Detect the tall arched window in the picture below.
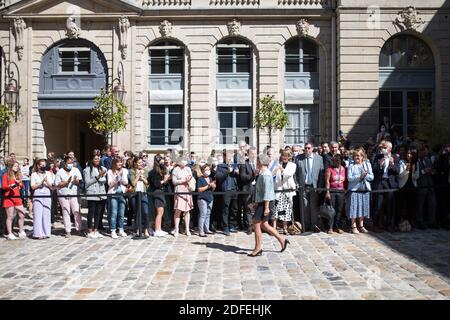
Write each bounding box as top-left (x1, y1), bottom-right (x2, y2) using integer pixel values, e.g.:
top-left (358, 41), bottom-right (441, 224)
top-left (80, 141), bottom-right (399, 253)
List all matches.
top-left (216, 38), bottom-right (253, 145)
top-left (284, 37), bottom-right (319, 145)
top-left (148, 40), bottom-right (184, 146)
top-left (379, 35), bottom-right (435, 139)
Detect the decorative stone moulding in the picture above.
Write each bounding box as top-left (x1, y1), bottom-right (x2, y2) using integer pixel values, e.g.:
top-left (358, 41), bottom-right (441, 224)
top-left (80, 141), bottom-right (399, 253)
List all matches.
top-left (395, 6), bottom-right (425, 31)
top-left (227, 19), bottom-right (241, 36)
top-left (296, 18), bottom-right (310, 37)
top-left (209, 0), bottom-right (260, 5)
top-left (278, 0), bottom-right (328, 7)
top-left (66, 17), bottom-right (81, 39)
top-left (119, 16), bottom-right (130, 60)
top-left (13, 17), bottom-right (26, 61)
top-left (142, 0), bottom-right (191, 6)
top-left (159, 20), bottom-right (173, 38)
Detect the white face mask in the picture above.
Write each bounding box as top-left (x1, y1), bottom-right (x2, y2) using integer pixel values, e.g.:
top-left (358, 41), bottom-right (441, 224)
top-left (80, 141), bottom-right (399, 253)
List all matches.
top-left (382, 148), bottom-right (388, 156)
top-left (180, 161), bottom-right (188, 167)
top-left (380, 127), bottom-right (386, 133)
top-left (204, 170), bottom-right (211, 176)
top-left (66, 163), bottom-right (73, 170)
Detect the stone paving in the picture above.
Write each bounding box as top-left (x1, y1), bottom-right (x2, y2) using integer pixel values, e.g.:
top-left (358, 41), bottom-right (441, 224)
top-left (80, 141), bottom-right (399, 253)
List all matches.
top-left (1, 220), bottom-right (450, 300)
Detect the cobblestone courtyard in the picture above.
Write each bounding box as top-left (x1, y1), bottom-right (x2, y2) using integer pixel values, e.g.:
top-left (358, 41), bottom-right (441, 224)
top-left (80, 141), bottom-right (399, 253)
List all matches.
top-left (1, 223), bottom-right (450, 300)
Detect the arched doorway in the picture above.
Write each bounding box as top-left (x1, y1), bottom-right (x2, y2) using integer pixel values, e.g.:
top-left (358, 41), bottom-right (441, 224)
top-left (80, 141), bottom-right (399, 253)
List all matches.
top-left (379, 34), bottom-right (435, 140)
top-left (38, 39), bottom-right (108, 163)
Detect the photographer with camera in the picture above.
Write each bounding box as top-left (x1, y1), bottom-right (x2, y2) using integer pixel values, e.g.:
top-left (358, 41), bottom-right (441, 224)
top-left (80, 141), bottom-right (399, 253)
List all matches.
top-left (371, 140), bottom-right (400, 232)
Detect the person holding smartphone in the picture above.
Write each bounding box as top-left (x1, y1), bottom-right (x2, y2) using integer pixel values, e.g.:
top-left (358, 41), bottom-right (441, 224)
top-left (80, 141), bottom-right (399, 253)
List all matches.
top-left (2, 161), bottom-right (26, 240)
top-left (55, 155), bottom-right (83, 238)
top-left (249, 154), bottom-right (288, 257)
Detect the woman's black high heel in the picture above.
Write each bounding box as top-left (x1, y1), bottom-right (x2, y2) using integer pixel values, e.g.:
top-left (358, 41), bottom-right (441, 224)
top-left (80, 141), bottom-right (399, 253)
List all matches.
top-left (248, 249), bottom-right (263, 257)
top-left (281, 239), bottom-right (290, 253)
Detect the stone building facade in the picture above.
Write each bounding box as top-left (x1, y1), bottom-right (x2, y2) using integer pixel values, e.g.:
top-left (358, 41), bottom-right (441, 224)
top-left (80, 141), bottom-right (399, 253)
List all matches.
top-left (0, 0), bottom-right (448, 163)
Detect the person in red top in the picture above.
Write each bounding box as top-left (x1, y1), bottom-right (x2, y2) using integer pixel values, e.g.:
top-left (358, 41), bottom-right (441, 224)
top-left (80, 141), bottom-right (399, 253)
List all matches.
top-left (2, 161), bottom-right (26, 240)
top-left (324, 154), bottom-right (347, 234)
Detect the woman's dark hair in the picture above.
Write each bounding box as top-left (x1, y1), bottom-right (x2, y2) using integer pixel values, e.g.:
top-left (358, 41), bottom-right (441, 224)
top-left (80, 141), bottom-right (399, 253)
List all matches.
top-left (332, 154), bottom-right (343, 168)
top-left (200, 164), bottom-right (210, 174)
top-left (33, 159), bottom-right (47, 173)
top-left (111, 157), bottom-right (123, 172)
top-left (153, 154), bottom-right (165, 177)
top-left (88, 153), bottom-right (101, 175)
top-left (133, 156), bottom-right (143, 169)
top-left (406, 149), bottom-right (418, 164)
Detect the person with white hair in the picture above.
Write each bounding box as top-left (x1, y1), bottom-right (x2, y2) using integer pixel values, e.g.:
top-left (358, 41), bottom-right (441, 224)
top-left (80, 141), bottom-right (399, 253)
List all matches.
top-left (171, 157), bottom-right (194, 237)
top-left (248, 154), bottom-right (289, 257)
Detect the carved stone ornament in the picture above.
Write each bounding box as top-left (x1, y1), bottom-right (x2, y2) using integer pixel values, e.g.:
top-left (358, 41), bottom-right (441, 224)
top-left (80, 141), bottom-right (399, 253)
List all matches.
top-left (296, 18), bottom-right (310, 37)
top-left (119, 16), bottom-right (130, 60)
top-left (227, 19), bottom-right (241, 36)
top-left (66, 17), bottom-right (81, 39)
top-left (395, 6), bottom-right (424, 31)
top-left (159, 20), bottom-right (173, 38)
top-left (13, 18), bottom-right (26, 61)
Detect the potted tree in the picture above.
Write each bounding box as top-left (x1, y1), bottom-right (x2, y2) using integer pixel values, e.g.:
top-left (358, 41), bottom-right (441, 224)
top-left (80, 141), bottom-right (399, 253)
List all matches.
top-left (87, 88), bottom-right (128, 144)
top-left (254, 95), bottom-right (289, 147)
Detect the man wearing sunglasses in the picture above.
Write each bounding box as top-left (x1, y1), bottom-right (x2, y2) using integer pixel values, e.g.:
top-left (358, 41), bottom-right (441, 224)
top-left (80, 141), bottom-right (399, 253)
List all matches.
top-left (295, 142), bottom-right (324, 232)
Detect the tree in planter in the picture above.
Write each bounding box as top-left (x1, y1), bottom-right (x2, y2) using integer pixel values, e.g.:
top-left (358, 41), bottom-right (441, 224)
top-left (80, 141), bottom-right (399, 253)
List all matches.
top-left (87, 88), bottom-right (128, 144)
top-left (254, 95), bottom-right (289, 147)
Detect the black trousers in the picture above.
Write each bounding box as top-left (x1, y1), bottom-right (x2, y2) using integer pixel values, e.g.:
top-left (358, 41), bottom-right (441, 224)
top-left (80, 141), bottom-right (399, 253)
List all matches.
top-left (221, 193), bottom-right (238, 230)
top-left (416, 187), bottom-right (437, 225)
top-left (374, 180), bottom-right (396, 227)
top-left (87, 200), bottom-right (106, 230)
top-left (238, 185), bottom-right (254, 230)
top-left (323, 192), bottom-right (345, 230)
top-left (162, 194), bottom-right (174, 230)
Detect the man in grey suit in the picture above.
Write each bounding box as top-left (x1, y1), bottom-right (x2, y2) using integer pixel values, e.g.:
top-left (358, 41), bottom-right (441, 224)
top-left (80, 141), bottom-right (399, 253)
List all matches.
top-left (295, 142), bottom-right (324, 231)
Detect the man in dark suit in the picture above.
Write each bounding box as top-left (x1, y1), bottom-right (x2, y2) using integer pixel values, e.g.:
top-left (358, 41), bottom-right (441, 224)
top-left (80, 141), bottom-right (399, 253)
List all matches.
top-left (215, 152), bottom-right (239, 236)
top-left (295, 142), bottom-right (324, 231)
top-left (414, 146), bottom-right (438, 229)
top-left (371, 140), bottom-right (400, 231)
top-left (239, 147), bottom-right (258, 235)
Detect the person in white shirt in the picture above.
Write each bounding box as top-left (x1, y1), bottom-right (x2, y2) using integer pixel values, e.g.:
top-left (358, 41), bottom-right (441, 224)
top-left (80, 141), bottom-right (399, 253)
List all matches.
top-left (107, 157), bottom-right (129, 239)
top-left (30, 159), bottom-right (54, 239)
top-left (55, 156), bottom-right (83, 238)
top-left (273, 150), bottom-right (297, 234)
top-left (21, 158), bottom-right (31, 211)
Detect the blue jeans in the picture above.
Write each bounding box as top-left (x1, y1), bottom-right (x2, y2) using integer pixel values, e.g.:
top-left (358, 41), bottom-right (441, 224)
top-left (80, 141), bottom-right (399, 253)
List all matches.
top-left (110, 191), bottom-right (126, 231)
top-left (131, 193), bottom-right (149, 229)
top-left (22, 180), bottom-right (30, 203)
top-left (198, 199), bottom-right (213, 234)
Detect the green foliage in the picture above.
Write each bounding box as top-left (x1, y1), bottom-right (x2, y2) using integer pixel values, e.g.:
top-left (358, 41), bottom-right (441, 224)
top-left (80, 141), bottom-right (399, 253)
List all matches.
top-left (87, 88), bottom-right (128, 141)
top-left (414, 102), bottom-right (450, 145)
top-left (254, 95), bottom-right (289, 145)
top-left (0, 104), bottom-right (14, 129)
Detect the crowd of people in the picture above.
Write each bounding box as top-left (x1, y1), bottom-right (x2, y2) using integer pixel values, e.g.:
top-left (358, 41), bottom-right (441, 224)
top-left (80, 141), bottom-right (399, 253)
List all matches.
top-left (0, 133), bottom-right (449, 245)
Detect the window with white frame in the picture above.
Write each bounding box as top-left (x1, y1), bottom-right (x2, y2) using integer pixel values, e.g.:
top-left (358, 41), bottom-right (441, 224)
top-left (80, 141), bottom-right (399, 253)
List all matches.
top-left (149, 41), bottom-right (183, 75)
top-left (58, 47), bottom-right (91, 73)
top-left (217, 40), bottom-right (251, 74)
top-left (285, 38), bottom-right (318, 73)
top-left (285, 105), bottom-right (319, 145)
top-left (148, 105), bottom-right (183, 146)
top-left (217, 107), bottom-right (251, 145)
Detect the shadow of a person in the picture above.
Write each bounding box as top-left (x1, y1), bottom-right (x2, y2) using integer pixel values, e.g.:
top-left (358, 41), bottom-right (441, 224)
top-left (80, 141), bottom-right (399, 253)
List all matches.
top-left (191, 241), bottom-right (249, 255)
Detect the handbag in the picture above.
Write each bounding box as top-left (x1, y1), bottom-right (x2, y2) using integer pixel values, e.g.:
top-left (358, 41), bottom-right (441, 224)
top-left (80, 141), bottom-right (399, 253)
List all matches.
top-left (319, 200), bottom-right (335, 221)
top-left (188, 177), bottom-right (196, 192)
